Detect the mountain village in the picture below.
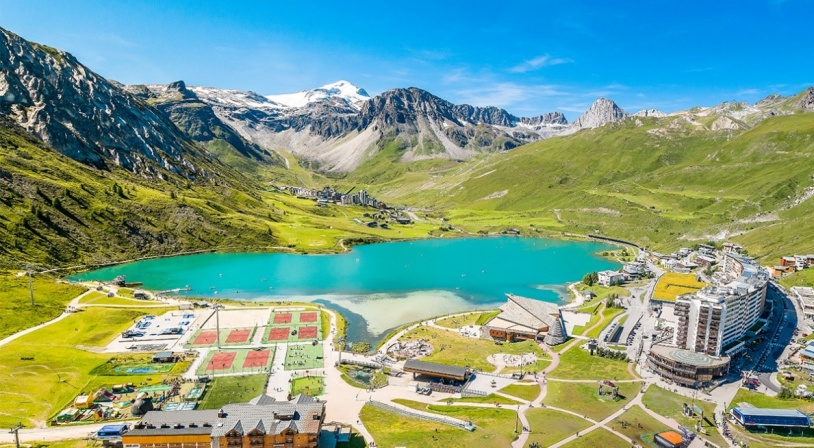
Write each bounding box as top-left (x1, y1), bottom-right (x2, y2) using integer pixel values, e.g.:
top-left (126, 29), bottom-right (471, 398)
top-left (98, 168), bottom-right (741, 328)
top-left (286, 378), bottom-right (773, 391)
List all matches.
top-left (1, 237), bottom-right (813, 448)
top-left (3, 10), bottom-right (814, 448)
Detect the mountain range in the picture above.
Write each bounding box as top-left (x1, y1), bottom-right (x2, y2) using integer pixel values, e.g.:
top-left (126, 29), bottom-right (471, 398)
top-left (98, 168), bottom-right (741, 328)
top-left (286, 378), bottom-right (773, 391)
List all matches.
top-left (2, 25), bottom-right (814, 268)
top-left (128, 79), bottom-right (813, 173)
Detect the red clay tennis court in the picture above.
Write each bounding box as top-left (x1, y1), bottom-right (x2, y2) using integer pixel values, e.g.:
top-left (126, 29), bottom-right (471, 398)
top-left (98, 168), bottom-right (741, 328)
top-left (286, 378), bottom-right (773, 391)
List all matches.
top-left (243, 350), bottom-right (271, 368)
top-left (193, 330), bottom-right (218, 345)
top-left (299, 312), bottom-right (318, 323)
top-left (268, 327), bottom-right (290, 341)
top-left (298, 326), bottom-right (318, 339)
top-left (205, 351), bottom-right (236, 371)
top-left (225, 329), bottom-right (252, 344)
top-left (273, 312), bottom-right (293, 324)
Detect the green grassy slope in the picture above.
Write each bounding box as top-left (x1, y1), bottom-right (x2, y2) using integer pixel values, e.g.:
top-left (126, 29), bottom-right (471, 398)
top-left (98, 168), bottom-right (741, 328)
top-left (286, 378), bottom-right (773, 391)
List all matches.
top-left (0, 118), bottom-right (435, 270)
top-left (344, 113), bottom-right (814, 260)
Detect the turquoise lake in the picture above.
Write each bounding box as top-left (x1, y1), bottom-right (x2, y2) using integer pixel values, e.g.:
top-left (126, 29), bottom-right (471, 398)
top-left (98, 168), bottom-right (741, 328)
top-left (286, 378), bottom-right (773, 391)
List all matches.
top-left (72, 237), bottom-right (618, 343)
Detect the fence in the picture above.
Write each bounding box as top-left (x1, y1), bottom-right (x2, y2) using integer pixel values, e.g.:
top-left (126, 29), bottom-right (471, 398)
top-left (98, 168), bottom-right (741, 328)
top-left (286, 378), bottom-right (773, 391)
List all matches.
top-left (368, 400), bottom-right (475, 431)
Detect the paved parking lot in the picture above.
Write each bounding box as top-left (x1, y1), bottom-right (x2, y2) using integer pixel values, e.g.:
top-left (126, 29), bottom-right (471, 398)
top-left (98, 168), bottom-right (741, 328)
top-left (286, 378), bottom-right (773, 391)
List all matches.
top-left (104, 310), bottom-right (205, 352)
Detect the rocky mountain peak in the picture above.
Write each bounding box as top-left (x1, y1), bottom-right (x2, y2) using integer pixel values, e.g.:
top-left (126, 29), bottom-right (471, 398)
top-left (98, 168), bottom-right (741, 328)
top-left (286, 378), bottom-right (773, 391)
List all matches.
top-left (755, 93), bottom-right (785, 107)
top-left (797, 87), bottom-right (814, 111)
top-left (266, 80), bottom-right (371, 109)
top-left (0, 26), bottom-right (206, 177)
top-left (573, 98), bottom-right (628, 128)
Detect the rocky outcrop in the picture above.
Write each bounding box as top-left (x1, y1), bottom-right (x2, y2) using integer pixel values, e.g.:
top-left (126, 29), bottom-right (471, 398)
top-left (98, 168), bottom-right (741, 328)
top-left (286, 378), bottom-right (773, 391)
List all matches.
top-left (186, 84), bottom-right (556, 171)
top-left (134, 81), bottom-right (278, 163)
top-left (796, 87), bottom-right (814, 111)
top-left (0, 27), bottom-right (210, 178)
top-left (573, 98), bottom-right (628, 128)
top-left (520, 112), bottom-right (568, 126)
top-left (633, 109), bottom-right (666, 118)
top-left (710, 116), bottom-right (743, 131)
top-left (755, 93), bottom-right (785, 107)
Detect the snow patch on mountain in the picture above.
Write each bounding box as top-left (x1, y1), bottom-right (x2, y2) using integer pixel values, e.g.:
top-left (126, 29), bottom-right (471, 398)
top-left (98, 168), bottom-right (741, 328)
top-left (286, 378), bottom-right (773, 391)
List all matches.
top-left (266, 80), bottom-right (371, 110)
top-left (188, 86), bottom-right (285, 110)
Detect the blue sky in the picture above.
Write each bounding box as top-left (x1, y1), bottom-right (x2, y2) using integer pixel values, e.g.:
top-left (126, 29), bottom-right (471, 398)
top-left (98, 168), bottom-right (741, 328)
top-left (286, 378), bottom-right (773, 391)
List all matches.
top-left (2, 0), bottom-right (812, 119)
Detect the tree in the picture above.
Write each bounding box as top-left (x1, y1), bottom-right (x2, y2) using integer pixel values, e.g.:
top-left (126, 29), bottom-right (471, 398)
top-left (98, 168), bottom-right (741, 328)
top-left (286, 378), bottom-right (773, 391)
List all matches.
top-left (778, 386), bottom-right (794, 399)
top-left (583, 273), bottom-right (594, 286)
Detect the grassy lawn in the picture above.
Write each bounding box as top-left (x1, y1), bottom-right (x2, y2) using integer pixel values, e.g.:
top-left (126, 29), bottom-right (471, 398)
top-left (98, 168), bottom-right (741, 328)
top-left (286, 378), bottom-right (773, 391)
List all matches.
top-left (447, 394), bottom-right (521, 405)
top-left (78, 290), bottom-right (148, 306)
top-left (545, 381), bottom-right (641, 421)
top-left (526, 408), bottom-right (592, 447)
top-left (435, 310), bottom-right (499, 329)
top-left (198, 374), bottom-right (268, 410)
top-left (560, 428), bottom-right (625, 447)
top-left (730, 387), bottom-right (814, 413)
top-left (401, 325), bottom-right (547, 371)
top-left (284, 343), bottom-right (324, 371)
top-left (572, 302), bottom-right (606, 336)
top-left (585, 308), bottom-right (625, 339)
top-left (291, 376), bottom-right (324, 396)
top-left (549, 344), bottom-right (633, 380)
top-left (0, 273), bottom-right (86, 340)
top-left (502, 358), bottom-right (551, 375)
top-left (0, 440), bottom-right (90, 448)
top-left (642, 385), bottom-right (726, 446)
top-left (499, 383), bottom-right (541, 402)
top-left (0, 306), bottom-right (173, 427)
top-left (576, 284), bottom-right (630, 305)
top-left (609, 406), bottom-right (671, 447)
top-left (361, 402), bottom-right (518, 448)
top-left (334, 308), bottom-right (348, 340)
top-left (320, 309), bottom-right (332, 339)
top-left (779, 268), bottom-right (814, 289)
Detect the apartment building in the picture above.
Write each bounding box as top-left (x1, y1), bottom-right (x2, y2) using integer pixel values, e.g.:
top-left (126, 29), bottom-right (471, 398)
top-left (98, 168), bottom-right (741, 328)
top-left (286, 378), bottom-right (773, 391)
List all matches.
top-left (674, 254), bottom-right (767, 356)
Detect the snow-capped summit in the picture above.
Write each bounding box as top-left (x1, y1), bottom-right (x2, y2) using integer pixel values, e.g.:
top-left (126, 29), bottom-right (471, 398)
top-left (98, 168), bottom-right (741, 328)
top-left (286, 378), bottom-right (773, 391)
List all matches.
top-left (266, 80), bottom-right (371, 109)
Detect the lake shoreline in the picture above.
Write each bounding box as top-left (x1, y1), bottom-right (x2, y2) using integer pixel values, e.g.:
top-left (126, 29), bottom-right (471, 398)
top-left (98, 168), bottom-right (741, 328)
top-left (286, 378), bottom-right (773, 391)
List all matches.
top-left (69, 236), bottom-right (621, 344)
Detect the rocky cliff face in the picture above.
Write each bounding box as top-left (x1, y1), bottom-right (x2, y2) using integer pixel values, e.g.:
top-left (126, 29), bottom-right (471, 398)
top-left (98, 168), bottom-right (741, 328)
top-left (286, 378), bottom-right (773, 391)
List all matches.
top-left (797, 87), bottom-right (814, 111)
top-left (126, 81), bottom-right (278, 164)
top-left (573, 98), bottom-right (628, 128)
top-left (519, 112), bottom-right (568, 127)
top-left (633, 109), bottom-right (667, 118)
top-left (182, 85), bottom-right (564, 171)
top-left (0, 27), bottom-right (208, 178)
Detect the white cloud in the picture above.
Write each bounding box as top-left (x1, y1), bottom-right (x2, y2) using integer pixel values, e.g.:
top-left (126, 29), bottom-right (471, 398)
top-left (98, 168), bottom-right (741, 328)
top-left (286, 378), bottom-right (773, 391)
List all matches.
top-left (453, 83), bottom-right (565, 108)
top-left (509, 55), bottom-right (574, 73)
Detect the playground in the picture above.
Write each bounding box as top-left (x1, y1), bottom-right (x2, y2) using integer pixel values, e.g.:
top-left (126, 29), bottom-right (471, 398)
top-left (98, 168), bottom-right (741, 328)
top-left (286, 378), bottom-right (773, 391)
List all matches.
top-left (186, 327), bottom-right (256, 347)
top-left (263, 310), bottom-right (323, 343)
top-left (196, 348), bottom-right (275, 376)
top-left (284, 343), bottom-right (324, 371)
top-left (90, 353), bottom-right (186, 376)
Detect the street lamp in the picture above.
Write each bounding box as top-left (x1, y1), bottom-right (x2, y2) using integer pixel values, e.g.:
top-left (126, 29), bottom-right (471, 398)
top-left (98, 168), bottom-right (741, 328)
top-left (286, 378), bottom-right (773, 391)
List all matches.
top-left (9, 423), bottom-right (23, 448)
top-left (23, 265), bottom-right (36, 306)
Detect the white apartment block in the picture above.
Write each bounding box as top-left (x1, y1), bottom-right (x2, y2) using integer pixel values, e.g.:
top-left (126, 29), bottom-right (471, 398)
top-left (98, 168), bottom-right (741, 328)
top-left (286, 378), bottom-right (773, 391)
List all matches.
top-left (674, 254), bottom-right (768, 356)
top-left (597, 270), bottom-right (624, 287)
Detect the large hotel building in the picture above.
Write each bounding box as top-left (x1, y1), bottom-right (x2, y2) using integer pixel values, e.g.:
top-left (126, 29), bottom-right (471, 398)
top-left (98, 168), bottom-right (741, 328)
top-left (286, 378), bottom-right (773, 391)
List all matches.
top-left (647, 253), bottom-right (768, 387)
top-left (674, 253), bottom-right (768, 357)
